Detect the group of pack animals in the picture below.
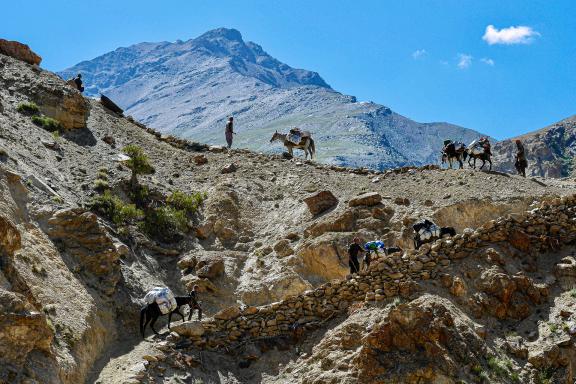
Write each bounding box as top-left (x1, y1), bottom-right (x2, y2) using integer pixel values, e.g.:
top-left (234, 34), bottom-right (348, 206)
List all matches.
top-left (441, 140), bottom-right (494, 171)
top-left (269, 129), bottom-right (501, 175)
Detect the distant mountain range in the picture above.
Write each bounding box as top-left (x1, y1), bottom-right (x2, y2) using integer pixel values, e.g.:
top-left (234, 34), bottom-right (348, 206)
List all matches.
top-left (60, 28), bottom-right (576, 176)
top-left (60, 28), bottom-right (485, 170)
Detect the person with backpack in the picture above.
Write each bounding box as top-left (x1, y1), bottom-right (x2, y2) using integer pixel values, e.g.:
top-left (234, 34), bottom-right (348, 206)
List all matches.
top-left (347, 237), bottom-right (364, 274)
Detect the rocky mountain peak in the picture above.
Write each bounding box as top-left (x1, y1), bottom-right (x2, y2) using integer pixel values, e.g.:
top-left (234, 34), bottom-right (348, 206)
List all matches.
top-left (195, 27), bottom-right (244, 43)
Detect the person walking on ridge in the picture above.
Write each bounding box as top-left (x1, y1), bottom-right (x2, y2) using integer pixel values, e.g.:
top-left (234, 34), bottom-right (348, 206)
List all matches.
top-left (225, 116), bottom-right (235, 149)
top-left (515, 139), bottom-right (528, 177)
top-left (347, 237), bottom-right (363, 275)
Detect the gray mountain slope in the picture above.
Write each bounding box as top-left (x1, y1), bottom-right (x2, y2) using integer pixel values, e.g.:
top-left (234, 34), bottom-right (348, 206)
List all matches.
top-left (60, 28), bottom-right (483, 169)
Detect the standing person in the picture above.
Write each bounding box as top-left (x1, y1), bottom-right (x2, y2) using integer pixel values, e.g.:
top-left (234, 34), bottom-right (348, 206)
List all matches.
top-left (73, 73), bottom-right (84, 92)
top-left (225, 116), bottom-right (235, 149)
top-left (347, 237), bottom-right (363, 275)
top-left (188, 285), bottom-right (202, 321)
top-left (515, 139), bottom-right (528, 177)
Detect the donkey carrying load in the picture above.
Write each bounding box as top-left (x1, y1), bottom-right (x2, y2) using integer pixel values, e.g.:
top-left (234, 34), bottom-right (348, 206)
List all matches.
top-left (412, 219), bottom-right (456, 249)
top-left (270, 128), bottom-right (316, 159)
top-left (441, 140), bottom-right (466, 169)
top-left (140, 286), bottom-right (202, 338)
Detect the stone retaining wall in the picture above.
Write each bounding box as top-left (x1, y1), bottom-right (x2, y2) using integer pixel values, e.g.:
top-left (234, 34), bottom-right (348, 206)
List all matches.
top-left (176, 194), bottom-right (576, 349)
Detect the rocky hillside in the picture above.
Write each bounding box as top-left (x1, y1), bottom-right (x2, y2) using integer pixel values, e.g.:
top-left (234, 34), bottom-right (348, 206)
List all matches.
top-left (493, 115), bottom-right (576, 178)
top-left (59, 28), bottom-right (483, 170)
top-left (2, 44), bottom-right (576, 384)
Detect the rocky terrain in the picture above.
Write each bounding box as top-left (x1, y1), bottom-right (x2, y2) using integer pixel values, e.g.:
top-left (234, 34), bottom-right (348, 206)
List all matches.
top-left (493, 115), bottom-right (576, 178)
top-left (2, 43), bottom-right (576, 384)
top-left (59, 28), bottom-right (483, 170)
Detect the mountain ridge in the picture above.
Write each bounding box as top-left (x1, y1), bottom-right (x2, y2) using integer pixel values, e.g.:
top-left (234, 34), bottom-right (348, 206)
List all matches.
top-left (59, 27), bottom-right (484, 170)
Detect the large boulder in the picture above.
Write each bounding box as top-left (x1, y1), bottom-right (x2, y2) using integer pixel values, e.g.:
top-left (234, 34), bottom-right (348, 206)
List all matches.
top-left (171, 321), bottom-right (205, 338)
top-left (348, 192), bottom-right (382, 207)
top-left (303, 190), bottom-right (338, 216)
top-left (0, 39), bottom-right (41, 65)
top-left (214, 306), bottom-right (241, 321)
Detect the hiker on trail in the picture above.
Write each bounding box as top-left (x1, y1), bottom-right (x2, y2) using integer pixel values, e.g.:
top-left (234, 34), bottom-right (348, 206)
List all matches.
top-left (515, 139), bottom-right (528, 177)
top-left (347, 237), bottom-right (363, 274)
top-left (189, 284), bottom-right (202, 321)
top-left (225, 116), bottom-right (235, 149)
top-left (74, 74), bottom-right (84, 93)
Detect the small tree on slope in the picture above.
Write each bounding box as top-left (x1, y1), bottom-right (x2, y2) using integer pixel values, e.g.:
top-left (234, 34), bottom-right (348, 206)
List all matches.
top-left (123, 145), bottom-right (154, 189)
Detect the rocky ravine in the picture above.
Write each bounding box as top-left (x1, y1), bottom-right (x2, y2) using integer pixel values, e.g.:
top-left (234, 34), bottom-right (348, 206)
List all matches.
top-left (59, 28), bottom-right (483, 170)
top-left (1, 45), bottom-right (576, 383)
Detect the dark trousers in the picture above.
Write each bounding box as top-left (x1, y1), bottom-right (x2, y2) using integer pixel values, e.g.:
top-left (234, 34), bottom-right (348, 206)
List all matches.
top-left (349, 257), bottom-right (360, 274)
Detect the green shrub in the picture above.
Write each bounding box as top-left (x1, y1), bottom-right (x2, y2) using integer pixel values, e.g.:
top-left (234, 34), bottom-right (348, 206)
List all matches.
top-left (17, 102), bottom-right (39, 115)
top-left (88, 191), bottom-right (142, 225)
top-left (32, 116), bottom-right (62, 132)
top-left (167, 190), bottom-right (206, 215)
top-left (142, 206), bottom-right (188, 241)
top-left (128, 184), bottom-right (150, 207)
top-left (122, 145), bottom-right (154, 188)
top-left (93, 178), bottom-right (109, 193)
top-left (97, 170), bottom-right (109, 180)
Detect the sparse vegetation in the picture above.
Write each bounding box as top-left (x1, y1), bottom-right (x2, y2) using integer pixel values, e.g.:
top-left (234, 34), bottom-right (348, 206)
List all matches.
top-left (51, 195), bottom-right (64, 204)
top-left (32, 115), bottom-right (62, 132)
top-left (547, 322), bottom-right (559, 333)
top-left (122, 145), bottom-right (154, 188)
top-left (142, 206), bottom-right (188, 241)
top-left (536, 368), bottom-right (554, 384)
top-left (88, 191), bottom-right (143, 225)
top-left (93, 178), bottom-right (110, 193)
top-left (17, 102), bottom-right (39, 115)
top-left (569, 288), bottom-right (576, 298)
top-left (167, 190), bottom-right (206, 215)
top-left (485, 355), bottom-right (518, 382)
top-left (94, 168), bottom-right (110, 193)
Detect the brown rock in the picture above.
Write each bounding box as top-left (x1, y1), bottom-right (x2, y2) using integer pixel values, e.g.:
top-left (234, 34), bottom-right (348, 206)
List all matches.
top-left (221, 163), bottom-right (238, 174)
top-left (0, 290), bottom-right (53, 372)
top-left (0, 39), bottom-right (41, 65)
top-left (194, 155), bottom-right (208, 165)
top-left (214, 306), bottom-right (241, 321)
top-left (509, 229), bottom-right (531, 252)
top-left (273, 239), bottom-right (294, 258)
top-left (348, 192), bottom-right (382, 207)
top-left (171, 321), bottom-right (205, 337)
top-left (303, 190), bottom-right (338, 216)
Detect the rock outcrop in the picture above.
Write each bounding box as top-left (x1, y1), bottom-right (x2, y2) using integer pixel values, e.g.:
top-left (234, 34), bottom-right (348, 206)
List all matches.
top-left (0, 39), bottom-right (42, 65)
top-left (303, 190), bottom-right (338, 216)
top-left (46, 209), bottom-right (126, 295)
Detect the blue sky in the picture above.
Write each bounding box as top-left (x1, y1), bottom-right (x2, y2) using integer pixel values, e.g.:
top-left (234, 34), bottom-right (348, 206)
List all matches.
top-left (2, 0), bottom-right (575, 139)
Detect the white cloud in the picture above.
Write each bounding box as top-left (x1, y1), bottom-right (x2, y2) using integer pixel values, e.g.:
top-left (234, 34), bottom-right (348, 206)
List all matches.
top-left (481, 57), bottom-right (495, 66)
top-left (457, 53), bottom-right (472, 69)
top-left (412, 49), bottom-right (427, 59)
top-left (482, 25), bottom-right (540, 45)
